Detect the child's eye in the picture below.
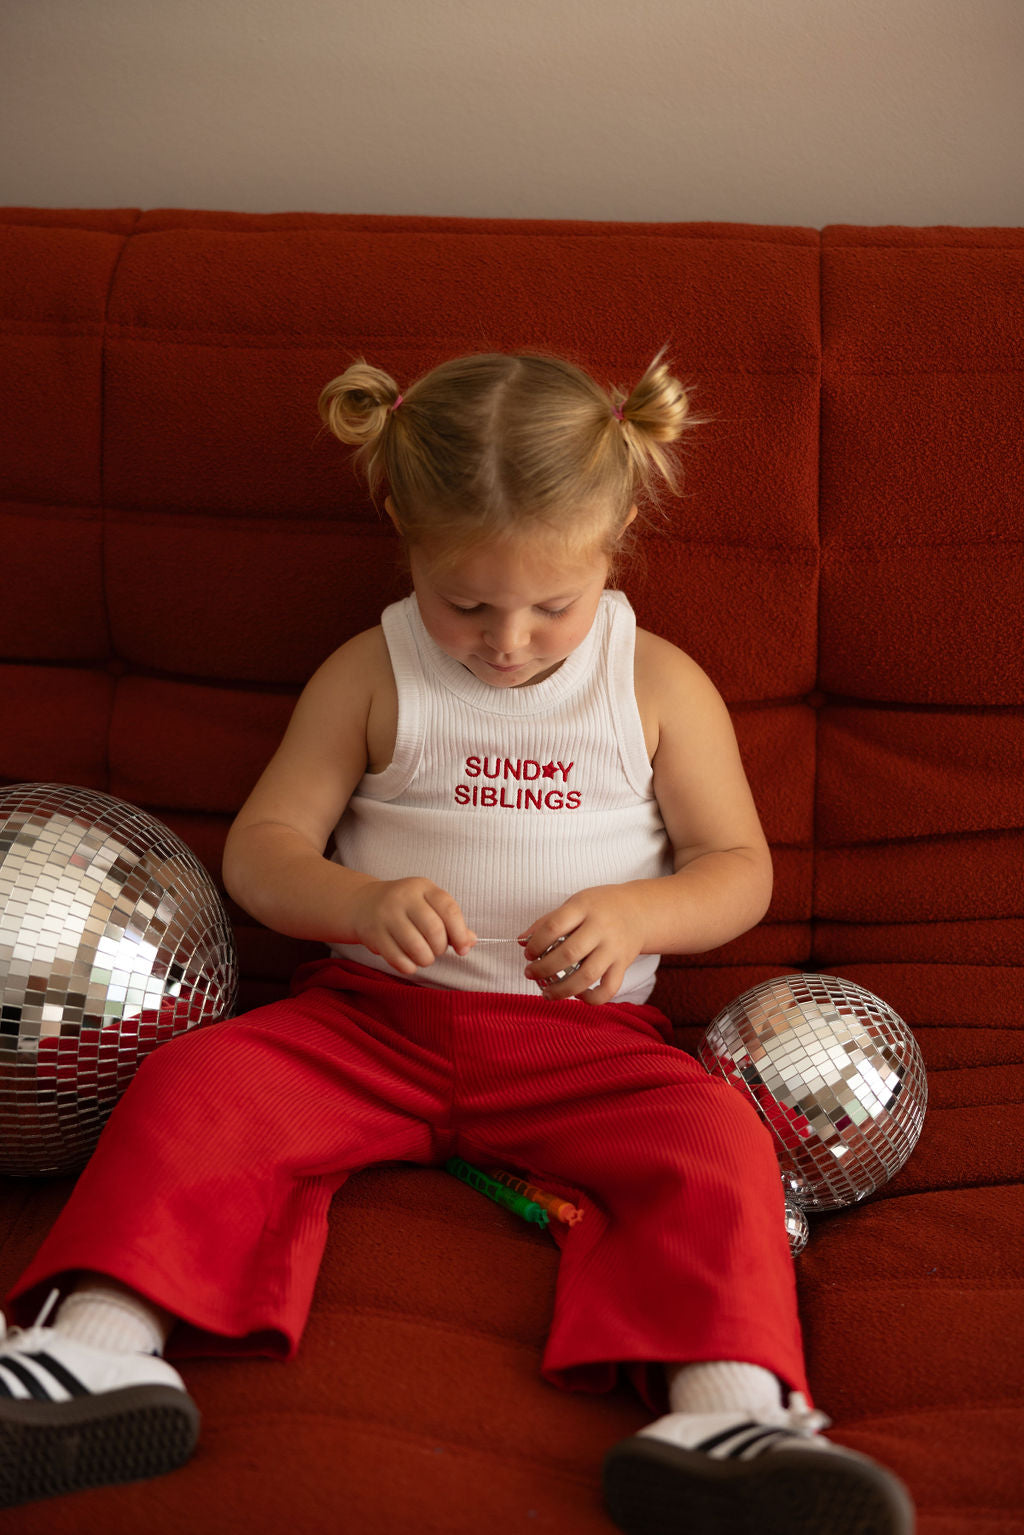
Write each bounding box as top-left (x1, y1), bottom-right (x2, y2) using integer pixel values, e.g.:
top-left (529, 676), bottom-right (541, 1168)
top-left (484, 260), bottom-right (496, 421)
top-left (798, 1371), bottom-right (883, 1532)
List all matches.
top-left (443, 599), bottom-right (574, 617)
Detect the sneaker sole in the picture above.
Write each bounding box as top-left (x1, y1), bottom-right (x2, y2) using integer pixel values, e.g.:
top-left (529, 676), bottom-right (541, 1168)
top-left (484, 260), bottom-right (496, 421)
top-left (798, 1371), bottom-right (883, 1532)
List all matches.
top-left (603, 1433), bottom-right (915, 1535)
top-left (0, 1383), bottom-right (200, 1508)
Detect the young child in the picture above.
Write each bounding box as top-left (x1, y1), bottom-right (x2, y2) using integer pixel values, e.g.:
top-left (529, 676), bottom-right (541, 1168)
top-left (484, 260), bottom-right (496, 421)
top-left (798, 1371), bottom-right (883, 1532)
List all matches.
top-left (0, 352), bottom-right (913, 1533)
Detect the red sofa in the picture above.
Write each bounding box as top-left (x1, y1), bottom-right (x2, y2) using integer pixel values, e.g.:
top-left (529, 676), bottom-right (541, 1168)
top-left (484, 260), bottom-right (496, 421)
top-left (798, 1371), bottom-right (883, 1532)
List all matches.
top-left (1, 209), bottom-right (1022, 1534)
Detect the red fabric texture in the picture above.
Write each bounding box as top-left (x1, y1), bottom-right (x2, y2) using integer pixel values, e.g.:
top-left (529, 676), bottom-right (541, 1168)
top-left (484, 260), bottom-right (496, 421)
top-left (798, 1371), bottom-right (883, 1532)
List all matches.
top-left (10, 958), bottom-right (808, 1408)
top-left (1, 209), bottom-right (1022, 1532)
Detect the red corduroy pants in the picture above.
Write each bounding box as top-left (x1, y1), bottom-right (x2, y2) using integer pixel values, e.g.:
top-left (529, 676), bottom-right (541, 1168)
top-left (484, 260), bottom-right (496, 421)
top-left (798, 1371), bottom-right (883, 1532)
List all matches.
top-left (10, 958), bottom-right (809, 1407)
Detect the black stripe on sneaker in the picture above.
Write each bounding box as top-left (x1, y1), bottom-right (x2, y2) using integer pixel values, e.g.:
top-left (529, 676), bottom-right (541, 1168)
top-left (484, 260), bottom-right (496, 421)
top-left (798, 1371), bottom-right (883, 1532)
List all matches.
top-left (27, 1351), bottom-right (88, 1398)
top-left (0, 1373), bottom-right (14, 1398)
top-left (0, 1357), bottom-right (52, 1401)
top-left (693, 1421), bottom-right (804, 1460)
top-left (694, 1420), bottom-right (761, 1454)
top-left (729, 1427), bottom-right (795, 1458)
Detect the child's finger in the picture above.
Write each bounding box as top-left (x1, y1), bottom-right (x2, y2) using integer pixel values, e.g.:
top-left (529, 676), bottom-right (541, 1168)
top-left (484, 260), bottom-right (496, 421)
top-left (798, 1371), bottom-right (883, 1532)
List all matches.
top-left (528, 933), bottom-right (626, 994)
top-left (543, 958), bottom-right (617, 1004)
top-left (518, 906), bottom-right (578, 962)
top-left (446, 912), bottom-right (478, 958)
top-left (378, 898), bottom-right (452, 969)
top-left (374, 937), bottom-right (424, 976)
top-left (385, 919), bottom-right (445, 971)
top-left (578, 961), bottom-right (626, 1006)
top-left (524, 934), bottom-right (588, 988)
top-left (448, 924), bottom-right (478, 957)
top-left (426, 888), bottom-right (477, 958)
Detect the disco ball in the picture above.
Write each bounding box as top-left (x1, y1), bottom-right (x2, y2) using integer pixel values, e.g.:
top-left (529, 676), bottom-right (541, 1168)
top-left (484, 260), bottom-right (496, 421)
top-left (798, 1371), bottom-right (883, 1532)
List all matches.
top-left (782, 1181), bottom-right (810, 1257)
top-left (698, 974), bottom-right (927, 1238)
top-left (0, 783), bottom-right (238, 1177)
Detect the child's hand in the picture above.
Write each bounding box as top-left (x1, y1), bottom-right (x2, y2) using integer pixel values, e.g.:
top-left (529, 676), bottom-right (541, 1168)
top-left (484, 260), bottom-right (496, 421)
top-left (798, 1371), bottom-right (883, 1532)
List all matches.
top-left (351, 878), bottom-right (477, 976)
top-left (519, 886), bottom-right (645, 1005)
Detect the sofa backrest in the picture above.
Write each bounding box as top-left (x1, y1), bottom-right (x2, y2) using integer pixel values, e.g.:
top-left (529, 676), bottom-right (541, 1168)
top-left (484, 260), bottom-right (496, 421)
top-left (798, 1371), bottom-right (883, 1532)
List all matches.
top-left (1, 210), bottom-right (1021, 1041)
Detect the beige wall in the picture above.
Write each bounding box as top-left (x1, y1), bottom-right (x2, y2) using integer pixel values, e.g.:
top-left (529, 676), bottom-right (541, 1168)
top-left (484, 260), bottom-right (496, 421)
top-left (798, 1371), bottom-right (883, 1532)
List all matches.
top-left (2, 0), bottom-right (1021, 226)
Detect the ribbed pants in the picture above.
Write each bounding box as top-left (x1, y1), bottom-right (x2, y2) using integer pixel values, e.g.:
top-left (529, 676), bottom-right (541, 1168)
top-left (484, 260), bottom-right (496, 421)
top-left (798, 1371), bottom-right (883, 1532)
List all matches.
top-left (10, 958), bottom-right (809, 1407)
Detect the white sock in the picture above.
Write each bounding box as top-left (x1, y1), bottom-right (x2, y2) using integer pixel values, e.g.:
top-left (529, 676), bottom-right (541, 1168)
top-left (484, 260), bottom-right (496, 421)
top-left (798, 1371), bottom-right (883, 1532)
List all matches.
top-left (666, 1360), bottom-right (784, 1417)
top-left (54, 1282), bottom-right (172, 1357)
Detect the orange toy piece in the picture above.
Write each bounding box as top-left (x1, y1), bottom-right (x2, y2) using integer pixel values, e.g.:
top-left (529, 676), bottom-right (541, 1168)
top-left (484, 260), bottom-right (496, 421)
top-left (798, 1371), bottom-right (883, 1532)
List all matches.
top-left (487, 1170), bottom-right (584, 1226)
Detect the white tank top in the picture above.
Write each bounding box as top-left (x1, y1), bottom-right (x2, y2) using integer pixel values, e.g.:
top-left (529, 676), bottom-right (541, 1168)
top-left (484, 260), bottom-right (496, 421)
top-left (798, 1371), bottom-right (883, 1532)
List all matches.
top-left (330, 589), bottom-right (673, 1003)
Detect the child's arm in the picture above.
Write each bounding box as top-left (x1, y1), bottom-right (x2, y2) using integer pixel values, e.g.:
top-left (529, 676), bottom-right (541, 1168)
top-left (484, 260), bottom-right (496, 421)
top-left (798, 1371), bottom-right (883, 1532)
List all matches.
top-left (521, 630), bottom-right (772, 1004)
top-left (222, 628), bottom-right (476, 976)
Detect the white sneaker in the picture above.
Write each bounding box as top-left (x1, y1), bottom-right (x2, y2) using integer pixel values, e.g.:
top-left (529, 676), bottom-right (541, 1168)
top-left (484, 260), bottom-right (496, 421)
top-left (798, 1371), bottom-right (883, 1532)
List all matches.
top-left (0, 1295), bottom-right (199, 1509)
top-left (603, 1393), bottom-right (915, 1535)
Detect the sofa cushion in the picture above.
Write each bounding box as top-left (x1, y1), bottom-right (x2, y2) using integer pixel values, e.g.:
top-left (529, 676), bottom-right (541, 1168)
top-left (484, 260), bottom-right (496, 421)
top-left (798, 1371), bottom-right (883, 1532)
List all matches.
top-left (0, 208), bottom-right (1021, 1533)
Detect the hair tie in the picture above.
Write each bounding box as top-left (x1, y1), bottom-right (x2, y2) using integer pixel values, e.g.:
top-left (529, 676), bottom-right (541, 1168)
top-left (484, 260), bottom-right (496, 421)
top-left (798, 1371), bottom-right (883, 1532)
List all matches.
top-left (390, 394), bottom-right (404, 413)
top-left (612, 403), bottom-right (625, 422)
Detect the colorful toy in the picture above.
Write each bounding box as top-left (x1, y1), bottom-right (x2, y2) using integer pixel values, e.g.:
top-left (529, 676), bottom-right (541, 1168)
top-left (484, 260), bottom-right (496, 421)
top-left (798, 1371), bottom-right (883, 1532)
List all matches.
top-left (445, 1158), bottom-right (550, 1227)
top-left (486, 1169), bottom-right (584, 1225)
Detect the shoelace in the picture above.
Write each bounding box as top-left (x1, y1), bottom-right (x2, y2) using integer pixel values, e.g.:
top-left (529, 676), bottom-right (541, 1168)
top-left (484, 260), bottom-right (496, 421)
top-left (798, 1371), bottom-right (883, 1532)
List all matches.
top-left (0, 1287), bottom-right (61, 1350)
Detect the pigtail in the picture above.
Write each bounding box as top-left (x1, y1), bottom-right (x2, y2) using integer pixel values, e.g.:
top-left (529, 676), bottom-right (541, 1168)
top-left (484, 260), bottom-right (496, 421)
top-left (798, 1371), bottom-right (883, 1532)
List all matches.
top-left (613, 351), bottom-right (693, 499)
top-left (318, 348), bottom-right (701, 562)
top-left (318, 361), bottom-right (402, 494)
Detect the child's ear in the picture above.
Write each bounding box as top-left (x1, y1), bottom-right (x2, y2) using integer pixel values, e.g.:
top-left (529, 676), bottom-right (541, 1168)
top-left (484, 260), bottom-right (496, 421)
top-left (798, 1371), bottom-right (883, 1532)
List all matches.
top-left (622, 504), bottom-right (639, 529)
top-left (384, 496), bottom-right (401, 532)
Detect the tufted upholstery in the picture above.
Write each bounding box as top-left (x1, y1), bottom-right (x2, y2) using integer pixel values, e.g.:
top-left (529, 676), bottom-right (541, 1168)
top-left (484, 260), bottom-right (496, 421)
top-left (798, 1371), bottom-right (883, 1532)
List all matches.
top-left (1, 209), bottom-right (1022, 1533)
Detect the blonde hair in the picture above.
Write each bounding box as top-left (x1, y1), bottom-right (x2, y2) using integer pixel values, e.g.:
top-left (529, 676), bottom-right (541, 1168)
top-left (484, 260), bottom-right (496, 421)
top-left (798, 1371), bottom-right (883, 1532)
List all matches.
top-left (318, 350), bottom-right (693, 565)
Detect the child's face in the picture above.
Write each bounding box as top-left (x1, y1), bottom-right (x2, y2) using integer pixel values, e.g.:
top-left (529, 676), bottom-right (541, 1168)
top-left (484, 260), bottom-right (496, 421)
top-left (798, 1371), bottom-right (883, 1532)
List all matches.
top-left (408, 532), bottom-right (613, 688)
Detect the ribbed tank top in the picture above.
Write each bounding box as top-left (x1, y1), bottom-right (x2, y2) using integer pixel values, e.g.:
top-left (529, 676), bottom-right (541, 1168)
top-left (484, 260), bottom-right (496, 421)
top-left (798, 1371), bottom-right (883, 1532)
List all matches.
top-left (330, 589), bottom-right (673, 1003)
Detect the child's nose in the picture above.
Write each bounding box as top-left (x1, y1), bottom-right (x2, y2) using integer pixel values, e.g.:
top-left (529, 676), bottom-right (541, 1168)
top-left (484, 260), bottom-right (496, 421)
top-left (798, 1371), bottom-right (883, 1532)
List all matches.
top-left (485, 615), bottom-right (530, 654)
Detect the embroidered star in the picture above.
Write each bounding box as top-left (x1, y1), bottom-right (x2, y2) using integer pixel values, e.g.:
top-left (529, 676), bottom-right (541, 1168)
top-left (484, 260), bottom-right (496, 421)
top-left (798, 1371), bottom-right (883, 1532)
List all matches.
top-left (541, 761), bottom-right (557, 779)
